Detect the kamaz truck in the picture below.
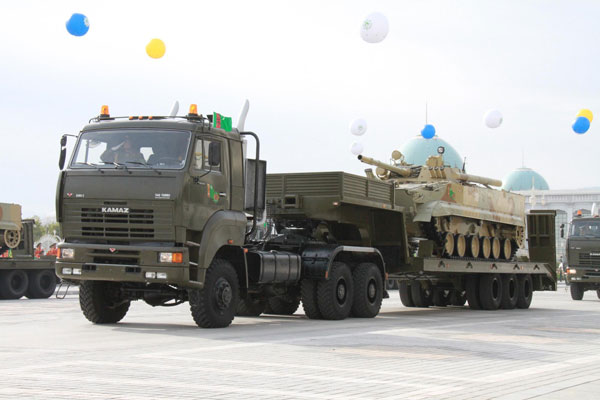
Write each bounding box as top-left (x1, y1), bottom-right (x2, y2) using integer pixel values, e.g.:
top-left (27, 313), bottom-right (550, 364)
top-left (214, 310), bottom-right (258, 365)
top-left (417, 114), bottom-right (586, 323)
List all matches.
top-left (55, 104), bottom-right (556, 328)
top-left (563, 215), bottom-right (600, 300)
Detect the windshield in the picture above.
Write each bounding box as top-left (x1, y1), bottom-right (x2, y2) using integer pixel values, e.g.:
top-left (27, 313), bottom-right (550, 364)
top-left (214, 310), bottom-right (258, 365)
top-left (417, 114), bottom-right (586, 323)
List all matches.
top-left (570, 220), bottom-right (600, 238)
top-left (70, 129), bottom-right (191, 170)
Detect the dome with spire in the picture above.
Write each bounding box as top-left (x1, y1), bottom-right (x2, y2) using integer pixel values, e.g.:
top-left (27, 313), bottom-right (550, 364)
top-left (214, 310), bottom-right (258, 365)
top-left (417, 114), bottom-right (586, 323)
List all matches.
top-left (400, 135), bottom-right (463, 169)
top-left (502, 167), bottom-right (549, 191)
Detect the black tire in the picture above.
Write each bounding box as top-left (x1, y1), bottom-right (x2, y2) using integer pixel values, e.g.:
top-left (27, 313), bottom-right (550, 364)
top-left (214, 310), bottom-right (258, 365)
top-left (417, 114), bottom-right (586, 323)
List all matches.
top-left (317, 262), bottom-right (354, 320)
top-left (570, 282), bottom-right (584, 301)
top-left (266, 294), bottom-right (301, 315)
top-left (386, 279), bottom-right (398, 290)
top-left (516, 274), bottom-right (534, 309)
top-left (0, 270), bottom-right (29, 300)
top-left (351, 262), bottom-right (383, 318)
top-left (189, 259), bottom-right (239, 328)
top-left (465, 274), bottom-right (481, 310)
top-left (432, 288), bottom-right (450, 307)
top-left (449, 290), bottom-right (467, 306)
top-left (236, 297), bottom-right (266, 316)
top-left (79, 281), bottom-right (130, 324)
top-left (25, 269), bottom-right (57, 299)
top-left (399, 281), bottom-right (414, 307)
top-left (597, 289), bottom-right (600, 300)
top-left (410, 281), bottom-right (432, 308)
top-left (301, 279), bottom-right (322, 319)
top-left (500, 274), bottom-right (518, 309)
top-left (479, 274), bottom-right (503, 310)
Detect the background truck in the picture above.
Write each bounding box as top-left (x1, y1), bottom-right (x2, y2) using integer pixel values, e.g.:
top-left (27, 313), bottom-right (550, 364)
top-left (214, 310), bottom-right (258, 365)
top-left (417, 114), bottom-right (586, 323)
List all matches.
top-left (0, 203), bottom-right (57, 299)
top-left (562, 215), bottom-right (600, 300)
top-left (55, 104), bottom-right (556, 328)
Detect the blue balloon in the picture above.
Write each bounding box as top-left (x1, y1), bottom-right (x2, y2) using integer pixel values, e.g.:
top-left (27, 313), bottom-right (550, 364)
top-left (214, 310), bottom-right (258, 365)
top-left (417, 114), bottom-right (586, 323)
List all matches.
top-left (421, 124), bottom-right (436, 139)
top-left (66, 13), bottom-right (90, 37)
top-left (572, 116), bottom-right (590, 134)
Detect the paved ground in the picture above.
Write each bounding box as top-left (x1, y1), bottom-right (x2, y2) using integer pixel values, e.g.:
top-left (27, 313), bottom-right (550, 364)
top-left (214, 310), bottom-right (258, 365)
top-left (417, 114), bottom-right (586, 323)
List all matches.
top-left (1, 283), bottom-right (599, 399)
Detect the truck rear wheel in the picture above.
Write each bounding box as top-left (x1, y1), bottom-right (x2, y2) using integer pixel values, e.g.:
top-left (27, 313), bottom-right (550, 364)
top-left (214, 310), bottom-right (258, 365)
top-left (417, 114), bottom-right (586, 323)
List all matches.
top-left (351, 262), bottom-right (383, 318)
top-left (500, 274), bottom-right (518, 309)
top-left (597, 289), bottom-right (600, 299)
top-left (479, 274), bottom-right (502, 310)
top-left (266, 294), bottom-right (301, 315)
top-left (410, 281), bottom-right (432, 307)
top-left (399, 281), bottom-right (414, 307)
top-left (570, 283), bottom-right (584, 301)
top-left (0, 269), bottom-right (29, 300)
top-left (465, 274), bottom-right (481, 309)
top-left (25, 269), bottom-right (57, 299)
top-left (516, 274), bottom-right (533, 309)
top-left (317, 262), bottom-right (354, 320)
top-left (432, 288), bottom-right (450, 307)
top-left (189, 258), bottom-right (239, 328)
top-left (301, 279), bottom-right (322, 319)
top-left (236, 297), bottom-right (266, 316)
top-left (450, 290), bottom-right (467, 306)
top-left (79, 281), bottom-right (130, 324)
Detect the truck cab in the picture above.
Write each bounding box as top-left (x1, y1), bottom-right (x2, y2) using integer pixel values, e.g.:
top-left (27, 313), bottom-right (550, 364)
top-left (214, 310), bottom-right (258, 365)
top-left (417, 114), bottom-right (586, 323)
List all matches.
top-left (563, 215), bottom-right (600, 300)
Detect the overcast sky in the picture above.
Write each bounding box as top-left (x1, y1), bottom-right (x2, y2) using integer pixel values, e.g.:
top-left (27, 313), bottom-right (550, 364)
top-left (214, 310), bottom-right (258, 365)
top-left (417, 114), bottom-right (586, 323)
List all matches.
top-left (1, 0), bottom-right (599, 220)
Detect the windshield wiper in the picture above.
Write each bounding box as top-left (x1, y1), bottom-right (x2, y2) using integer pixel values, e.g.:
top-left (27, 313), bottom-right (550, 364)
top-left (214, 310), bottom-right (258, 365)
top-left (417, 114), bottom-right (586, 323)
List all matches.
top-left (124, 161), bottom-right (162, 175)
top-left (73, 162), bottom-right (105, 173)
top-left (99, 161), bottom-right (130, 173)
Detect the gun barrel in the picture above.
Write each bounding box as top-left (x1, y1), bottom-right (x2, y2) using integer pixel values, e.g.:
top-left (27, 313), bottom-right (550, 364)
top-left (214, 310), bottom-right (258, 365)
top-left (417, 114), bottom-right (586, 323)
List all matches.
top-left (455, 172), bottom-right (502, 187)
top-left (357, 155), bottom-right (411, 177)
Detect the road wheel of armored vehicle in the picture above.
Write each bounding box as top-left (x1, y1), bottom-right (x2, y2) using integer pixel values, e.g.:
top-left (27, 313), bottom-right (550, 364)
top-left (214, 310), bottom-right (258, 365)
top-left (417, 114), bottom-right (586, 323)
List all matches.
top-left (479, 274), bottom-right (502, 310)
top-left (0, 269), bottom-right (29, 299)
top-left (265, 294), bottom-right (301, 315)
top-left (501, 239), bottom-right (513, 261)
top-left (465, 274), bottom-right (481, 309)
top-left (450, 290), bottom-right (467, 306)
top-left (399, 281), bottom-right (415, 307)
top-left (410, 281), bottom-right (433, 308)
top-left (25, 269), bottom-right (57, 299)
top-left (188, 259), bottom-right (239, 328)
top-left (500, 274), bottom-right (518, 309)
top-left (481, 238), bottom-right (491, 259)
top-left (301, 279), bottom-right (322, 319)
top-left (236, 296), bottom-right (266, 316)
top-left (516, 274), bottom-right (533, 309)
top-left (491, 238), bottom-right (501, 260)
top-left (3, 229), bottom-right (21, 249)
top-left (351, 262), bottom-right (383, 318)
top-left (432, 288), bottom-right (450, 307)
top-left (570, 283), bottom-right (584, 301)
top-left (469, 236), bottom-right (480, 258)
top-left (443, 233), bottom-right (455, 256)
top-left (80, 281), bottom-right (130, 324)
top-left (456, 235), bottom-right (467, 258)
top-left (317, 262), bottom-right (354, 320)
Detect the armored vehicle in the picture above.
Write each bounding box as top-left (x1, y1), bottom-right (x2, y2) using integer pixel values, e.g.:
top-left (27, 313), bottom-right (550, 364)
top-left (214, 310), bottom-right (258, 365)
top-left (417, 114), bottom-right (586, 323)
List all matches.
top-left (0, 203), bottom-right (23, 251)
top-left (563, 215), bottom-right (600, 300)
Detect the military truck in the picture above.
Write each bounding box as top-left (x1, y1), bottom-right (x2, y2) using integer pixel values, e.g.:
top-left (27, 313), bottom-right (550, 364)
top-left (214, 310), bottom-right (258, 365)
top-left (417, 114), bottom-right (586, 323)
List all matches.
top-left (55, 104), bottom-right (556, 328)
top-left (0, 203), bottom-right (57, 299)
top-left (562, 215), bottom-right (600, 300)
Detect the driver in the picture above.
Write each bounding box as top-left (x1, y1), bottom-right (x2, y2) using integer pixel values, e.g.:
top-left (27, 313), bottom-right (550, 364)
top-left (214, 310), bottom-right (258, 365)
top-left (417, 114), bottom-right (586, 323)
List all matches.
top-left (101, 135), bottom-right (145, 164)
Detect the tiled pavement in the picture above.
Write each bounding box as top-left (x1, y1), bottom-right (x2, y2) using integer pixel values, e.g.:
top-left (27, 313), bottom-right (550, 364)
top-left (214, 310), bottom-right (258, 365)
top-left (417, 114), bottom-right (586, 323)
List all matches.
top-left (0, 283), bottom-right (598, 399)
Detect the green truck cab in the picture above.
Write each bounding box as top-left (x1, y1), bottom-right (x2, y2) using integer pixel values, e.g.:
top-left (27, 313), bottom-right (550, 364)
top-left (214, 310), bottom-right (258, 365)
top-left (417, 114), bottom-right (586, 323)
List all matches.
top-left (563, 216), bottom-right (600, 300)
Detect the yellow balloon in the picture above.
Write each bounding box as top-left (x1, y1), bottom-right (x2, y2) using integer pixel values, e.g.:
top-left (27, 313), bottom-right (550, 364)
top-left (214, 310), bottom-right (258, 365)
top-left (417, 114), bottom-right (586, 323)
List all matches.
top-left (576, 109), bottom-right (593, 122)
top-left (146, 38), bottom-right (166, 59)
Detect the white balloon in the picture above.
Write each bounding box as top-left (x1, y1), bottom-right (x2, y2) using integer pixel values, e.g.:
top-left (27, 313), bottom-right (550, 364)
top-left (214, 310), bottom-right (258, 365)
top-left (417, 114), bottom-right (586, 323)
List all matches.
top-left (350, 142), bottom-right (364, 155)
top-left (484, 109), bottom-right (503, 129)
top-left (360, 12), bottom-right (389, 44)
top-left (350, 118), bottom-right (368, 136)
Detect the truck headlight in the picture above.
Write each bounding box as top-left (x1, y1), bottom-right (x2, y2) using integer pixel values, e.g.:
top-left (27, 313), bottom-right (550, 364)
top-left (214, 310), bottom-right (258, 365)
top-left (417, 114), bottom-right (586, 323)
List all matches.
top-left (159, 252), bottom-right (183, 263)
top-left (61, 248), bottom-right (75, 259)
top-left (62, 267), bottom-right (73, 275)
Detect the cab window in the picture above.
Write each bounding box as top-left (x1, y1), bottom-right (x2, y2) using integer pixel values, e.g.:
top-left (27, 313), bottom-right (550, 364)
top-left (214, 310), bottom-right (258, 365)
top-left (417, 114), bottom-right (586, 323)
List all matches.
top-left (194, 138), bottom-right (222, 172)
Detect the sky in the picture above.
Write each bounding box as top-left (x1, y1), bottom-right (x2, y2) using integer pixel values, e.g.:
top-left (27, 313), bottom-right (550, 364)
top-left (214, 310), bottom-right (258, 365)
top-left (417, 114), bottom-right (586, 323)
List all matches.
top-left (1, 0), bottom-right (599, 220)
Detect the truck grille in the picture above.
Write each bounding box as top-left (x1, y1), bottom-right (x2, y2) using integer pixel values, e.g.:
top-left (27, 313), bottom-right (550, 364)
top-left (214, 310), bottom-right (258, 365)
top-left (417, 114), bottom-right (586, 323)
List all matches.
top-left (91, 249), bottom-right (141, 265)
top-left (578, 253), bottom-right (600, 266)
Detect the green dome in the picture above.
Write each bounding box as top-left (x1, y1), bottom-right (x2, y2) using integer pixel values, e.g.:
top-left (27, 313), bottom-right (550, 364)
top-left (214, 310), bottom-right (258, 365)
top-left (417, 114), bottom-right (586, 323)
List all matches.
top-left (502, 168), bottom-right (549, 191)
top-left (400, 135), bottom-right (463, 168)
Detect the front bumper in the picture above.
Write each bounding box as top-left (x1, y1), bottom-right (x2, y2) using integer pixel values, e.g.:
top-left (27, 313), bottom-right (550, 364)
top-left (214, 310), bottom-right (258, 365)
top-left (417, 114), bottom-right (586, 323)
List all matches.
top-left (566, 266), bottom-right (600, 285)
top-left (56, 242), bottom-right (201, 288)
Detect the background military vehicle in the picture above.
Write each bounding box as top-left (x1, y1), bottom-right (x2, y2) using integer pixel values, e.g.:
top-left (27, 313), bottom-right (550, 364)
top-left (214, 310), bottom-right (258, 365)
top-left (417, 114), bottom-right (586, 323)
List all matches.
top-left (562, 215), bottom-right (600, 300)
top-left (0, 204), bottom-right (57, 299)
top-left (1, 203), bottom-right (23, 251)
top-left (55, 104), bottom-right (556, 328)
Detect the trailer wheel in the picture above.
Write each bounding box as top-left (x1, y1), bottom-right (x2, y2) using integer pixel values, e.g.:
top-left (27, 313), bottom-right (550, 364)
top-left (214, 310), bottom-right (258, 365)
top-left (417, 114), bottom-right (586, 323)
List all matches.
top-left (188, 258), bottom-right (239, 328)
top-left (500, 274), bottom-right (518, 309)
top-left (570, 283), bottom-right (584, 301)
top-left (450, 290), bottom-right (467, 306)
top-left (399, 281), bottom-right (414, 307)
top-left (25, 269), bottom-right (57, 299)
top-left (266, 294), bottom-right (301, 315)
top-left (432, 288), bottom-right (450, 307)
top-left (236, 297), bottom-right (266, 316)
top-left (465, 274), bottom-right (481, 310)
top-left (597, 289), bottom-right (600, 300)
top-left (479, 274), bottom-right (502, 310)
top-left (0, 269), bottom-right (29, 300)
top-left (79, 281), bottom-right (130, 324)
top-left (301, 279), bottom-right (322, 319)
top-left (351, 262), bottom-right (383, 318)
top-left (410, 281), bottom-right (432, 307)
top-left (317, 262), bottom-right (354, 320)
top-left (516, 274), bottom-right (533, 309)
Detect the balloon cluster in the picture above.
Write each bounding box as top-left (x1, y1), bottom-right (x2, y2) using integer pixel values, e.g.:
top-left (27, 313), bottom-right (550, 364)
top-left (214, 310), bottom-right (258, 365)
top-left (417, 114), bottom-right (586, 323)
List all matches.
top-left (350, 118), bottom-right (367, 155)
top-left (572, 109), bottom-right (593, 134)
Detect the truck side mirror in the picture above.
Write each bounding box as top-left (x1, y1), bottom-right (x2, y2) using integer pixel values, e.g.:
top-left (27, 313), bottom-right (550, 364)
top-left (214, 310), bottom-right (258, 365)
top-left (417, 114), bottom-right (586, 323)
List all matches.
top-left (59, 135), bottom-right (68, 170)
top-left (208, 142), bottom-right (221, 167)
top-left (60, 135), bottom-right (67, 147)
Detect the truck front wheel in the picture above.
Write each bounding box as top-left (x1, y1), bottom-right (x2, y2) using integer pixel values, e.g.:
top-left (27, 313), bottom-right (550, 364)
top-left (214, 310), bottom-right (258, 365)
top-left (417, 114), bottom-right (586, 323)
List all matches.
top-left (189, 259), bottom-right (239, 328)
top-left (570, 283), bottom-right (584, 301)
top-left (351, 262), bottom-right (383, 318)
top-left (79, 281), bottom-right (130, 324)
top-left (317, 262), bottom-right (354, 320)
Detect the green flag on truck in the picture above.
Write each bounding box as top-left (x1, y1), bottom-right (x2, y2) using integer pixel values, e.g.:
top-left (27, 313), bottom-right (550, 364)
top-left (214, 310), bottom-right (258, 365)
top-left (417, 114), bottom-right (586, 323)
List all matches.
top-left (213, 112), bottom-right (232, 132)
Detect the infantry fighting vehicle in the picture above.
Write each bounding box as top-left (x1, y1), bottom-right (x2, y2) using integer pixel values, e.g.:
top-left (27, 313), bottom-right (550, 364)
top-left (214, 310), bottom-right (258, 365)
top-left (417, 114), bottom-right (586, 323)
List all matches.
top-left (55, 104), bottom-right (556, 328)
top-left (562, 214), bottom-right (600, 300)
top-left (1, 203), bottom-right (22, 251)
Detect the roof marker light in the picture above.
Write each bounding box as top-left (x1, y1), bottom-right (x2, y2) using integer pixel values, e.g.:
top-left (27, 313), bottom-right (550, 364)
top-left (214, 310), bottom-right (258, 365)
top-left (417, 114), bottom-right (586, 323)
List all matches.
top-left (189, 104), bottom-right (198, 116)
